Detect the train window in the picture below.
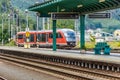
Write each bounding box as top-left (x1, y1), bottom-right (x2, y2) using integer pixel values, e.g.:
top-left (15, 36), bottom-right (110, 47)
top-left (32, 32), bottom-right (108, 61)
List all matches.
top-left (57, 33), bottom-right (62, 38)
top-left (49, 33), bottom-right (62, 38)
top-left (66, 31), bottom-right (75, 37)
top-left (29, 34), bottom-right (34, 42)
top-left (18, 34), bottom-right (23, 39)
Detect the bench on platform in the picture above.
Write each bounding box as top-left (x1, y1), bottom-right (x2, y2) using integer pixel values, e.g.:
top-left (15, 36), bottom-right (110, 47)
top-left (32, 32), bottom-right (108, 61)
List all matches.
top-left (94, 42), bottom-right (111, 55)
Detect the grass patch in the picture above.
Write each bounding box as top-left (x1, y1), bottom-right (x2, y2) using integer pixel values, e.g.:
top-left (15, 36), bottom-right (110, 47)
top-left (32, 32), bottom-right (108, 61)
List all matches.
top-left (107, 41), bottom-right (120, 49)
top-left (75, 41), bottom-right (95, 49)
top-left (5, 40), bottom-right (16, 46)
top-left (75, 41), bottom-right (120, 49)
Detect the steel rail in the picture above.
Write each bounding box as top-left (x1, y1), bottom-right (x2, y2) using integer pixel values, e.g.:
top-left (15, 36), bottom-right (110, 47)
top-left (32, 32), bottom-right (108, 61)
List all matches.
top-left (0, 54), bottom-right (120, 80)
top-left (0, 54), bottom-right (93, 80)
top-left (0, 76), bottom-right (7, 80)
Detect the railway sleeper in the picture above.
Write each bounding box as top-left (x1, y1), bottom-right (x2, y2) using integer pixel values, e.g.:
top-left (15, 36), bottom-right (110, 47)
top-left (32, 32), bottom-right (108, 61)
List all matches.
top-left (0, 56), bottom-right (104, 80)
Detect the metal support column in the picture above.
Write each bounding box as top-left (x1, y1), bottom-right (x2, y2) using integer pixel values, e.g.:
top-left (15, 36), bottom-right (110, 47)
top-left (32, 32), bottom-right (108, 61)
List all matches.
top-left (80, 15), bottom-right (85, 49)
top-left (52, 20), bottom-right (56, 51)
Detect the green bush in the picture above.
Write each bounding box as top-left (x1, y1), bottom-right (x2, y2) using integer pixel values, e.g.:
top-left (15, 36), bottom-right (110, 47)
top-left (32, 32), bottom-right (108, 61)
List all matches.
top-left (5, 39), bottom-right (16, 46)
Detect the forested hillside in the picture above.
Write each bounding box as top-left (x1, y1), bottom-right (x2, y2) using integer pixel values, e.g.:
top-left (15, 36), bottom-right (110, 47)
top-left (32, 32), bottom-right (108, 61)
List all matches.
top-left (0, 0), bottom-right (37, 43)
top-left (3, 0), bottom-right (120, 32)
top-left (11, 0), bottom-right (43, 11)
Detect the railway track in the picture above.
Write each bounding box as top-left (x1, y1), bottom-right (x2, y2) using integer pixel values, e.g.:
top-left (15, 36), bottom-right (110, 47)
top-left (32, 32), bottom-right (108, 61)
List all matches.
top-left (0, 76), bottom-right (7, 80)
top-left (0, 53), bottom-right (119, 80)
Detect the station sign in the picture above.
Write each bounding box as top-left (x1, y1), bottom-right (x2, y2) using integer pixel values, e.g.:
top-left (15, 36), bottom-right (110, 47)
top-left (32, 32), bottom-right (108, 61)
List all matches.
top-left (51, 12), bottom-right (79, 19)
top-left (26, 31), bottom-right (30, 37)
top-left (88, 13), bottom-right (111, 19)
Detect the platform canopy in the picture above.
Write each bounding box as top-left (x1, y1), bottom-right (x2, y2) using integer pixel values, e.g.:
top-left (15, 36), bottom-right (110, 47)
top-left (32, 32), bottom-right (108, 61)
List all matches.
top-left (28, 0), bottom-right (120, 17)
top-left (28, 0), bottom-right (120, 50)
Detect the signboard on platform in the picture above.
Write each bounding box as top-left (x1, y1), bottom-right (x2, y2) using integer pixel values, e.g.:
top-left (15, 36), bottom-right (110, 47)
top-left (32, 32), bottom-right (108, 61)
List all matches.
top-left (88, 13), bottom-right (111, 19)
top-left (26, 31), bottom-right (30, 37)
top-left (51, 13), bottom-right (79, 19)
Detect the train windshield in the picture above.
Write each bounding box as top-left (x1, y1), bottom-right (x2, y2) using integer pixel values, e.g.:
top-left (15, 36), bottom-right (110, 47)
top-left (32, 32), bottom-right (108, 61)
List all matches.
top-left (18, 34), bottom-right (23, 39)
top-left (64, 31), bottom-right (75, 38)
top-left (64, 30), bottom-right (76, 41)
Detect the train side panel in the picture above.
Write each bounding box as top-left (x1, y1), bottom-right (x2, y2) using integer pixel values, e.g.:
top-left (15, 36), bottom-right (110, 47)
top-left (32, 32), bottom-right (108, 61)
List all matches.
top-left (48, 31), bottom-right (67, 46)
top-left (16, 32), bottom-right (25, 47)
top-left (16, 29), bottom-right (76, 47)
top-left (16, 31), bottom-right (37, 47)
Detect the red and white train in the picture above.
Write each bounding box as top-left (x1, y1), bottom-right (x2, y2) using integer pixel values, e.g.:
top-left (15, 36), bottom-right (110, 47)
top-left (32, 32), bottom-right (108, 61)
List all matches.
top-left (16, 29), bottom-right (76, 47)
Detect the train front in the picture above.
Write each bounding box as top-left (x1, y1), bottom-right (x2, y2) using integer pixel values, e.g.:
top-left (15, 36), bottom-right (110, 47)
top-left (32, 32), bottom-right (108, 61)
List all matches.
top-left (62, 29), bottom-right (76, 47)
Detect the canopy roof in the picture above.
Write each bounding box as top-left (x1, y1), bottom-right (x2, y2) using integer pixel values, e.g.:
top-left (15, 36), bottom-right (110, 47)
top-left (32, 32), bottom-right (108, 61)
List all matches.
top-left (28, 0), bottom-right (120, 17)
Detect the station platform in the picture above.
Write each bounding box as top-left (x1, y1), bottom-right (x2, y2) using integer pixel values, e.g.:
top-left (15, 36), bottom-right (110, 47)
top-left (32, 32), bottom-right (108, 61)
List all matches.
top-left (0, 46), bottom-right (120, 65)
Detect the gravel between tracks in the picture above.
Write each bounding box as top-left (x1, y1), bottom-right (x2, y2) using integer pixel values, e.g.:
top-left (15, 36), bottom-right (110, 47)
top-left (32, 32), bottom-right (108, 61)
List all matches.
top-left (0, 59), bottom-right (64, 80)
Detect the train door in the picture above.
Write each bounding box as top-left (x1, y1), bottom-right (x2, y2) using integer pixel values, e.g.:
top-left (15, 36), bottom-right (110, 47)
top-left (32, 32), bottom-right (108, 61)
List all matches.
top-left (29, 33), bottom-right (36, 43)
top-left (23, 34), bottom-right (26, 42)
top-left (39, 33), bottom-right (48, 43)
top-left (29, 33), bottom-right (36, 46)
top-left (48, 32), bottom-right (53, 44)
top-left (56, 32), bottom-right (63, 42)
top-left (46, 33), bottom-right (49, 43)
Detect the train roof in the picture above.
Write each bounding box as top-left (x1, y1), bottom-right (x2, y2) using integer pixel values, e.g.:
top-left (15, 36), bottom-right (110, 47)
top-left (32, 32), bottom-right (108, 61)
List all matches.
top-left (37, 28), bottom-right (75, 32)
top-left (17, 31), bottom-right (37, 34)
top-left (60, 28), bottom-right (74, 32)
top-left (17, 29), bottom-right (75, 34)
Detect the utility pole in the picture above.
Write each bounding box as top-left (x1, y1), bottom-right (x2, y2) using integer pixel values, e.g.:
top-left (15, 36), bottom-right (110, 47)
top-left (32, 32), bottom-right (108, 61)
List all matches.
top-left (2, 15), bottom-right (4, 46)
top-left (25, 9), bottom-right (29, 31)
top-left (43, 18), bottom-right (45, 30)
top-left (47, 18), bottom-right (50, 30)
top-left (8, 14), bottom-right (11, 41)
top-left (36, 12), bottom-right (40, 41)
top-left (16, 9), bottom-right (19, 33)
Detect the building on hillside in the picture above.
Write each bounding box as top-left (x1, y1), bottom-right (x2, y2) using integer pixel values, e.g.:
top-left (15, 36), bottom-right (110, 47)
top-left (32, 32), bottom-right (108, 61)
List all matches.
top-left (113, 30), bottom-right (120, 40)
top-left (76, 29), bottom-right (115, 42)
top-left (114, 30), bottom-right (120, 36)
